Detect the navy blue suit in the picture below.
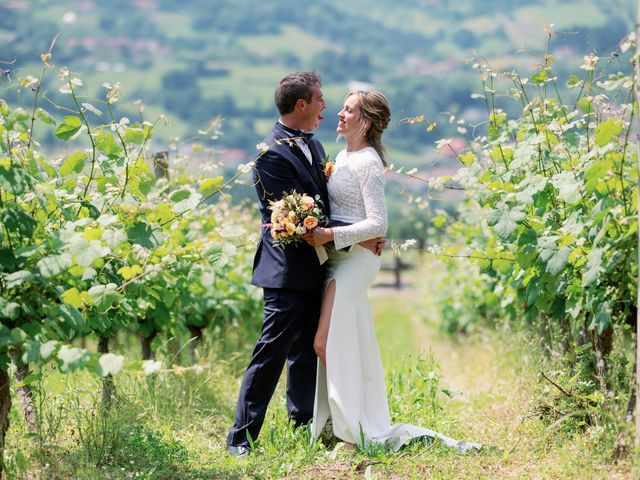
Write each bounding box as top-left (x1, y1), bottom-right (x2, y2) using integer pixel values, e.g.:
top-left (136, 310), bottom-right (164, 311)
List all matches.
top-left (227, 122), bottom-right (329, 447)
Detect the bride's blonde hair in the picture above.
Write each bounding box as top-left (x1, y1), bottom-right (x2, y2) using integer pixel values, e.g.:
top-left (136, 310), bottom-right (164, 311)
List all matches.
top-left (347, 90), bottom-right (391, 166)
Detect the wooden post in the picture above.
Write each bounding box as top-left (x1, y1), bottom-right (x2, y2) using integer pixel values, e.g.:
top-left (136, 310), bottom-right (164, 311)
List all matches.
top-left (9, 351), bottom-right (37, 434)
top-left (98, 336), bottom-right (116, 409)
top-left (0, 366), bottom-right (10, 477)
top-left (153, 151), bottom-right (169, 180)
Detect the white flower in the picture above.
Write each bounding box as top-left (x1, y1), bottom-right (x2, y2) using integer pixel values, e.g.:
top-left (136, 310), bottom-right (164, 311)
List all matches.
top-left (429, 176), bottom-right (447, 191)
top-left (580, 54), bottom-right (599, 72)
top-left (435, 138), bottom-right (452, 149)
top-left (161, 254), bottom-right (177, 265)
top-left (256, 142), bottom-right (269, 153)
top-left (428, 244), bottom-right (442, 255)
top-left (105, 82), bottom-right (121, 103)
top-left (22, 75), bottom-right (39, 89)
top-left (142, 360), bottom-right (162, 375)
top-left (97, 214), bottom-right (119, 227)
top-left (70, 77), bottom-right (83, 87)
top-left (237, 161), bottom-right (254, 174)
top-left (620, 32), bottom-right (636, 53)
top-left (131, 244), bottom-right (150, 263)
top-left (399, 239), bottom-right (416, 251)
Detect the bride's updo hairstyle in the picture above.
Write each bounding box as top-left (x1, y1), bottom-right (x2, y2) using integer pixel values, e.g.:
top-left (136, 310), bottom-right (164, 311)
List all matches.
top-left (348, 90), bottom-right (391, 166)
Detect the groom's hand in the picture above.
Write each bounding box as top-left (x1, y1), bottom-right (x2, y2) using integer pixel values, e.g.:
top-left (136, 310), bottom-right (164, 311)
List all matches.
top-left (302, 227), bottom-right (333, 246)
top-left (359, 236), bottom-right (385, 256)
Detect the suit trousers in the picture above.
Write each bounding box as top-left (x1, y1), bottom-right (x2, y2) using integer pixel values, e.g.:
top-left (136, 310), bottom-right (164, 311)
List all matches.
top-left (227, 287), bottom-right (322, 447)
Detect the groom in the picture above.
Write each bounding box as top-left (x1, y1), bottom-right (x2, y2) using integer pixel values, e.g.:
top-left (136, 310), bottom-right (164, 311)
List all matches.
top-left (227, 72), bottom-right (382, 457)
top-left (226, 72), bottom-right (330, 457)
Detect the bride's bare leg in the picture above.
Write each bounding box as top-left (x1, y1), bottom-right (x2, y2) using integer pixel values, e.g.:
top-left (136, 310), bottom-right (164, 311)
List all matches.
top-left (314, 280), bottom-right (336, 366)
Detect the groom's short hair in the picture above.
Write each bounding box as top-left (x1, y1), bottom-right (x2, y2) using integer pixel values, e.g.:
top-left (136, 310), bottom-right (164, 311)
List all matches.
top-left (275, 71), bottom-right (322, 115)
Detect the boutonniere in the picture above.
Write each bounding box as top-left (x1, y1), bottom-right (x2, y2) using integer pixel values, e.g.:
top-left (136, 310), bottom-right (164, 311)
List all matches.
top-left (322, 155), bottom-right (334, 179)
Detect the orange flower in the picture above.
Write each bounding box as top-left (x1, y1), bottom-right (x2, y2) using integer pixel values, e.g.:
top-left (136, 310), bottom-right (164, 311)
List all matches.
top-left (286, 222), bottom-right (296, 234)
top-left (324, 161), bottom-right (334, 179)
top-left (303, 216), bottom-right (319, 230)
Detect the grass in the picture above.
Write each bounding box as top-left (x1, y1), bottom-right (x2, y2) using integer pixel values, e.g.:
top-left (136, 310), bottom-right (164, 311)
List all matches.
top-left (236, 25), bottom-right (335, 63)
top-left (4, 262), bottom-right (638, 478)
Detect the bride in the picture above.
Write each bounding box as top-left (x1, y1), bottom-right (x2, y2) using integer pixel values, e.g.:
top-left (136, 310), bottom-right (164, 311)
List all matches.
top-left (303, 90), bottom-right (480, 452)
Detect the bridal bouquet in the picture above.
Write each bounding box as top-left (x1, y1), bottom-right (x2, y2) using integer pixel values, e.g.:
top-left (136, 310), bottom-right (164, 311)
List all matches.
top-left (268, 190), bottom-right (325, 246)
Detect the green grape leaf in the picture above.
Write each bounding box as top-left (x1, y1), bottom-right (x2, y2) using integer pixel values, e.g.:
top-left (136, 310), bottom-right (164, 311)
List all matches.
top-left (0, 297), bottom-right (20, 320)
top-left (0, 248), bottom-right (18, 272)
top-left (510, 142), bottom-right (537, 169)
top-left (169, 188), bottom-right (191, 202)
top-left (594, 117), bottom-right (622, 147)
top-left (2, 204), bottom-right (37, 238)
top-left (0, 163), bottom-right (28, 196)
top-left (69, 239), bottom-right (111, 267)
top-left (127, 221), bottom-right (163, 249)
top-left (61, 288), bottom-right (85, 308)
top-left (35, 107), bottom-right (57, 125)
top-left (531, 69), bottom-right (548, 84)
top-left (551, 172), bottom-right (582, 204)
top-left (546, 246), bottom-right (570, 275)
top-left (583, 248), bottom-right (603, 287)
top-left (4, 270), bottom-right (33, 289)
top-left (492, 258), bottom-right (513, 275)
top-left (95, 353), bottom-right (124, 377)
top-left (566, 75), bottom-right (581, 88)
top-left (37, 253), bottom-right (72, 277)
top-left (59, 150), bottom-right (88, 176)
top-left (55, 304), bottom-right (85, 334)
top-left (88, 283), bottom-right (122, 312)
top-left (95, 131), bottom-right (123, 158)
top-left (57, 345), bottom-right (90, 373)
top-left (199, 176), bottom-right (224, 196)
top-left (584, 158), bottom-right (613, 194)
top-left (22, 340), bottom-right (58, 363)
top-left (594, 301), bottom-right (612, 334)
top-left (487, 203), bottom-right (525, 238)
top-left (0, 325), bottom-right (13, 349)
top-left (123, 127), bottom-right (145, 145)
top-left (54, 116), bottom-right (82, 140)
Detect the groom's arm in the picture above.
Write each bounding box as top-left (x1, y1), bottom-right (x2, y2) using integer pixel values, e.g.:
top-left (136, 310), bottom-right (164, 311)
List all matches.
top-left (253, 149), bottom-right (304, 203)
top-left (359, 237), bottom-right (385, 256)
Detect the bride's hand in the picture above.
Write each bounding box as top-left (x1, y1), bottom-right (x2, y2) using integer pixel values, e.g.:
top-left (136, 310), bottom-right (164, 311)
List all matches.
top-left (302, 227), bottom-right (333, 246)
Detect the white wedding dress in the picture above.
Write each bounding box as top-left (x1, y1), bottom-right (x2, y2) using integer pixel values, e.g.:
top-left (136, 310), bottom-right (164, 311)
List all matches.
top-left (310, 147), bottom-right (480, 452)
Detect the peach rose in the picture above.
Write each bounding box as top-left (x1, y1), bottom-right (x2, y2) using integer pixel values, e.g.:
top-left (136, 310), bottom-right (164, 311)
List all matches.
top-left (286, 222), bottom-right (296, 234)
top-left (324, 161), bottom-right (334, 178)
top-left (303, 216), bottom-right (318, 229)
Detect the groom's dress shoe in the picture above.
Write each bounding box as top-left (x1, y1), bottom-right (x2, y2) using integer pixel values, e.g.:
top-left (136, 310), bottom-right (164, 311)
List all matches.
top-left (227, 444), bottom-right (250, 458)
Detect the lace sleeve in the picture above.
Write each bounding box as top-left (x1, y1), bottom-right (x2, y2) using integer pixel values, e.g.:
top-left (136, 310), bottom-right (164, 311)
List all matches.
top-left (333, 158), bottom-right (387, 250)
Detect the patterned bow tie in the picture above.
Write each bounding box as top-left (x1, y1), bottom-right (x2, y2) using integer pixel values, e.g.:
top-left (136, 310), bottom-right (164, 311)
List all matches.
top-left (278, 122), bottom-right (314, 143)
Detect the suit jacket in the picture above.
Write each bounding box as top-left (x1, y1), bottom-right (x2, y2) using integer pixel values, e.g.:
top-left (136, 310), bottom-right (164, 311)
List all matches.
top-left (251, 122), bottom-right (330, 291)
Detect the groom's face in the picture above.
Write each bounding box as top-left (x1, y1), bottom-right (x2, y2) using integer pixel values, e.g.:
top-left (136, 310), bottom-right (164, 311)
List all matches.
top-left (299, 83), bottom-right (326, 132)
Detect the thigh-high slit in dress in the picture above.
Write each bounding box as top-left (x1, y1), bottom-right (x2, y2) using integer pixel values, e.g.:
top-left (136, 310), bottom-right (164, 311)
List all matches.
top-left (310, 147), bottom-right (480, 452)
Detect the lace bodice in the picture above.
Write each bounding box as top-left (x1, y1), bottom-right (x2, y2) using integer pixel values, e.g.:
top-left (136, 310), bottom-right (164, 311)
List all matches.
top-left (328, 147), bottom-right (388, 250)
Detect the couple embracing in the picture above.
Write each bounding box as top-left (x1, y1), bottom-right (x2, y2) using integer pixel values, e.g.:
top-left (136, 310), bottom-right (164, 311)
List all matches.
top-left (226, 72), bottom-right (480, 457)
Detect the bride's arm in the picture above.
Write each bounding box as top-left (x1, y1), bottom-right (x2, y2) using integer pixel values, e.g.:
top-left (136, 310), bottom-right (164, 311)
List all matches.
top-left (305, 159), bottom-right (387, 250)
